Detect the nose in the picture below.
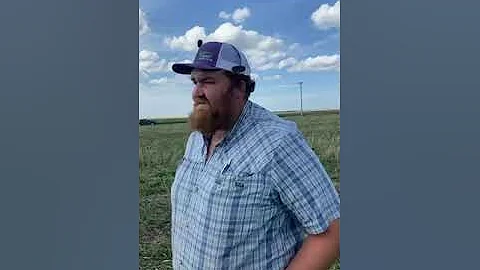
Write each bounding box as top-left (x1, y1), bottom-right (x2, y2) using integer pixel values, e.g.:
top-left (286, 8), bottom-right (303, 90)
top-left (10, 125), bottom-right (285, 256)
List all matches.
top-left (192, 83), bottom-right (205, 99)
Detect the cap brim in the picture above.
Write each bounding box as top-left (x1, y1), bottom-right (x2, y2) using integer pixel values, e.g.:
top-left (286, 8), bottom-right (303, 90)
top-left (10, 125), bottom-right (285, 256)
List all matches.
top-left (172, 63), bottom-right (222, 75)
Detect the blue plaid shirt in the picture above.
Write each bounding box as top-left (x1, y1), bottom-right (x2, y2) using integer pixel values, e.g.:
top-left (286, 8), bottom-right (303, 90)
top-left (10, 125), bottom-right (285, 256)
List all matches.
top-left (171, 101), bottom-right (340, 269)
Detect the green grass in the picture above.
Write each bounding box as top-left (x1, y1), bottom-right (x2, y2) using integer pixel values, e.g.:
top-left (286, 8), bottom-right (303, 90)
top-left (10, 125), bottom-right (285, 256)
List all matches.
top-left (139, 111), bottom-right (340, 270)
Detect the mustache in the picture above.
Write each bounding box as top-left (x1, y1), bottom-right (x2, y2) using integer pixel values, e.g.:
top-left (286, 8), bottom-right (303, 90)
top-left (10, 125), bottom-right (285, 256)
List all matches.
top-left (193, 98), bottom-right (210, 106)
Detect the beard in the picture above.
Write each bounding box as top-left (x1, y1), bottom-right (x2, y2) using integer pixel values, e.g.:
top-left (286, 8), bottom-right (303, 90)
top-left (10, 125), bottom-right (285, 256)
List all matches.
top-left (188, 97), bottom-right (234, 135)
top-left (188, 101), bottom-right (218, 135)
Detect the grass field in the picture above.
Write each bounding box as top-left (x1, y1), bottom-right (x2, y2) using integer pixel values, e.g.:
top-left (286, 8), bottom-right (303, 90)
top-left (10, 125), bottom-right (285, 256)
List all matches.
top-left (139, 110), bottom-right (340, 270)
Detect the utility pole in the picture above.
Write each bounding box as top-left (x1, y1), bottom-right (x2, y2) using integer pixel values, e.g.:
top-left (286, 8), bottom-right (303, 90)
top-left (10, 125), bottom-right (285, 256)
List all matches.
top-left (298, 81), bottom-right (304, 116)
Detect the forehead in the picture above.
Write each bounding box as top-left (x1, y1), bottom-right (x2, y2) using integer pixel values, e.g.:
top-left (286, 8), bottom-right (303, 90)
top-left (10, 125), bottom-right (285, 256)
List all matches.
top-left (190, 69), bottom-right (227, 80)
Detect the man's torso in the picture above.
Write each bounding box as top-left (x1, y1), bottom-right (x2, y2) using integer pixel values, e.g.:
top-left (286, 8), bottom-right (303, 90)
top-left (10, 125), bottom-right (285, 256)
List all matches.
top-left (171, 101), bottom-right (316, 269)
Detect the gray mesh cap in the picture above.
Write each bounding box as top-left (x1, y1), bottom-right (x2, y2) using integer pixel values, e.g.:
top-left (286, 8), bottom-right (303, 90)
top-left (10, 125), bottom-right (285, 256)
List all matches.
top-left (172, 40), bottom-right (251, 76)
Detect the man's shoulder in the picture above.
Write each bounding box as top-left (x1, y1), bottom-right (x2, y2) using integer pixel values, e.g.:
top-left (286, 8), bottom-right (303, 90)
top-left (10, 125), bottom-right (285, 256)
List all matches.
top-left (249, 102), bottom-right (301, 139)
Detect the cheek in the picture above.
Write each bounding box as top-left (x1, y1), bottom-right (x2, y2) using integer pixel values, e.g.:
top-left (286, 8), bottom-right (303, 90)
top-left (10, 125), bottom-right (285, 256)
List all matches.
top-left (204, 84), bottom-right (231, 110)
top-left (204, 89), bottom-right (222, 106)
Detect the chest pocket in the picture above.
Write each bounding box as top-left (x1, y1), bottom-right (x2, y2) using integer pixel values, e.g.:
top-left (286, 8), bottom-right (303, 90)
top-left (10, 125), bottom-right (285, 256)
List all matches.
top-left (206, 171), bottom-right (274, 234)
top-left (213, 172), bottom-right (270, 197)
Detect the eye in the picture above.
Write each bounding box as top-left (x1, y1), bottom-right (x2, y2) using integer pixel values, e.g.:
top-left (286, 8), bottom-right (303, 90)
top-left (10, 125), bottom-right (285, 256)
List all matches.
top-left (191, 77), bottom-right (216, 86)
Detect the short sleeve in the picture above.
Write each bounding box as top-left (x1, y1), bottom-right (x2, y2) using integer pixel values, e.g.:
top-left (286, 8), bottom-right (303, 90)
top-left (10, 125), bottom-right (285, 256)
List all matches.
top-left (269, 130), bottom-right (340, 234)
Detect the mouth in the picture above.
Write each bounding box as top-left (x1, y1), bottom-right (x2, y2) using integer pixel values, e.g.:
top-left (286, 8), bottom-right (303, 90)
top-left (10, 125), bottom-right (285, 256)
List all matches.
top-left (194, 100), bottom-right (209, 106)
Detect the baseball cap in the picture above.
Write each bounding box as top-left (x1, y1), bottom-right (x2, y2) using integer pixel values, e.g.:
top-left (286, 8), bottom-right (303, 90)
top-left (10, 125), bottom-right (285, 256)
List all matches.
top-left (172, 40), bottom-right (251, 76)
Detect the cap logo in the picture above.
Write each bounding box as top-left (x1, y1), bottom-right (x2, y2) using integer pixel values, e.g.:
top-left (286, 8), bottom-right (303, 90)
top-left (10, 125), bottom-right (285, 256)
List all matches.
top-left (197, 50), bottom-right (214, 63)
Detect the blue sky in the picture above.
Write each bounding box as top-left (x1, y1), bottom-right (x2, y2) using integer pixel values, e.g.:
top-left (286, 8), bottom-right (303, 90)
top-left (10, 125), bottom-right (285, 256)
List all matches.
top-left (139, 0), bottom-right (340, 118)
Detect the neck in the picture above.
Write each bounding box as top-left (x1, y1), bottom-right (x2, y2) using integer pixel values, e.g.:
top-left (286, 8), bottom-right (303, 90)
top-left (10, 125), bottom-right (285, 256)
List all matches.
top-left (209, 99), bottom-right (246, 144)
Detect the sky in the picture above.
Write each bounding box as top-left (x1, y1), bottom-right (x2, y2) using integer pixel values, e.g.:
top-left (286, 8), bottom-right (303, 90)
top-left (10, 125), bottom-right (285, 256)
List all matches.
top-left (139, 0), bottom-right (340, 119)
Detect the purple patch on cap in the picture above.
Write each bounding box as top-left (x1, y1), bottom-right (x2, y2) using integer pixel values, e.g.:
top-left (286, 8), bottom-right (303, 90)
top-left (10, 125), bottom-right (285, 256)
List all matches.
top-left (193, 42), bottom-right (222, 68)
top-left (171, 42), bottom-right (226, 74)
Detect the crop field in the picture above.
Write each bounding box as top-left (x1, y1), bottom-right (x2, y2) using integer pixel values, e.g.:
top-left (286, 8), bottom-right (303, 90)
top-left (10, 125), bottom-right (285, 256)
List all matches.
top-left (139, 110), bottom-right (340, 270)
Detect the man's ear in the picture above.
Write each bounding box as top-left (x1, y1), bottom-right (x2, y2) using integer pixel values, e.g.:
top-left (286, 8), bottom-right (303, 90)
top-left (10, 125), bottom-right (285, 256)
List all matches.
top-left (236, 80), bottom-right (247, 100)
top-left (240, 80), bottom-right (247, 93)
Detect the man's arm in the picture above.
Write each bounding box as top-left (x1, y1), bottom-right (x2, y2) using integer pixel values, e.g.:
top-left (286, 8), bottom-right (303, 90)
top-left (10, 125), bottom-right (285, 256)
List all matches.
top-left (286, 219), bottom-right (340, 270)
top-left (269, 130), bottom-right (341, 269)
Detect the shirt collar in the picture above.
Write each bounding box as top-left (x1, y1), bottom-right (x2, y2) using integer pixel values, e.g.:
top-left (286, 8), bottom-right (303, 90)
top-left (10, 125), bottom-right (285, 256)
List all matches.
top-left (222, 100), bottom-right (252, 145)
top-left (202, 100), bottom-right (252, 148)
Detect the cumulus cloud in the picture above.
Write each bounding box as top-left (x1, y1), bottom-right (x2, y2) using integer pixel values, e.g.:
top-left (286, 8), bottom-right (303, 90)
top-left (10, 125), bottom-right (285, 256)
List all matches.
top-left (165, 22), bottom-right (287, 71)
top-left (164, 26), bottom-right (207, 51)
top-left (278, 57), bottom-right (298, 69)
top-left (218, 7), bottom-right (251, 24)
top-left (164, 21), bottom-right (340, 73)
top-left (311, 1), bottom-right (340, 30)
top-left (149, 77), bottom-right (169, 85)
top-left (219, 11), bottom-right (231, 20)
top-left (287, 54), bottom-right (340, 72)
top-left (232, 7), bottom-right (251, 23)
top-left (139, 50), bottom-right (173, 77)
top-left (139, 9), bottom-right (150, 36)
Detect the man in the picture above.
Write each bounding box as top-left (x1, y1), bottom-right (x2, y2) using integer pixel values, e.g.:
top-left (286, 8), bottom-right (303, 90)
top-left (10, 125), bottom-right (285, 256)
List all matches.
top-left (170, 40), bottom-right (340, 270)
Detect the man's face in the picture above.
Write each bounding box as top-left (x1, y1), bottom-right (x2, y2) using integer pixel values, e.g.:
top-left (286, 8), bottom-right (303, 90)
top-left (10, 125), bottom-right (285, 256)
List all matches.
top-left (188, 69), bottom-right (236, 134)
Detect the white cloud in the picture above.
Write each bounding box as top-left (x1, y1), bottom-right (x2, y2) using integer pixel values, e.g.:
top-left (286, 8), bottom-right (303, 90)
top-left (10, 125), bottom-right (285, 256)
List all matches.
top-left (263, 74), bottom-right (282, 80)
top-left (278, 57), bottom-right (297, 69)
top-left (165, 22), bottom-right (287, 71)
top-left (232, 7), bottom-right (251, 23)
top-left (311, 1), bottom-right (340, 30)
top-left (139, 50), bottom-right (174, 77)
top-left (250, 73), bottom-right (260, 81)
top-left (163, 21), bottom-right (340, 73)
top-left (287, 54), bottom-right (340, 72)
top-left (139, 5), bottom-right (340, 118)
top-left (149, 77), bottom-right (168, 85)
top-left (164, 26), bottom-right (207, 51)
top-left (218, 7), bottom-right (251, 24)
top-left (139, 9), bottom-right (150, 36)
top-left (219, 11), bottom-right (231, 20)
top-left (208, 23), bottom-right (286, 70)
top-left (206, 23), bottom-right (282, 52)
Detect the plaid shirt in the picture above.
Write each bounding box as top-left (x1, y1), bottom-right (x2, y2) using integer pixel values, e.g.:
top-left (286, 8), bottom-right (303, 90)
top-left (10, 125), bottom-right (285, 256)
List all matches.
top-left (171, 101), bottom-right (340, 269)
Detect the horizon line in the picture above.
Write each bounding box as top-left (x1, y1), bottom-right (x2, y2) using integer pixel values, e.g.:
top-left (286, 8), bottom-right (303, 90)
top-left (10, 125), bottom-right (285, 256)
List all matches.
top-left (140, 107), bottom-right (340, 120)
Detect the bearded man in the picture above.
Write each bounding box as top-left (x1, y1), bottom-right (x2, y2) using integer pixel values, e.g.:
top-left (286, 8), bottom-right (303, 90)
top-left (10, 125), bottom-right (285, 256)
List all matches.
top-left (170, 40), bottom-right (340, 270)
